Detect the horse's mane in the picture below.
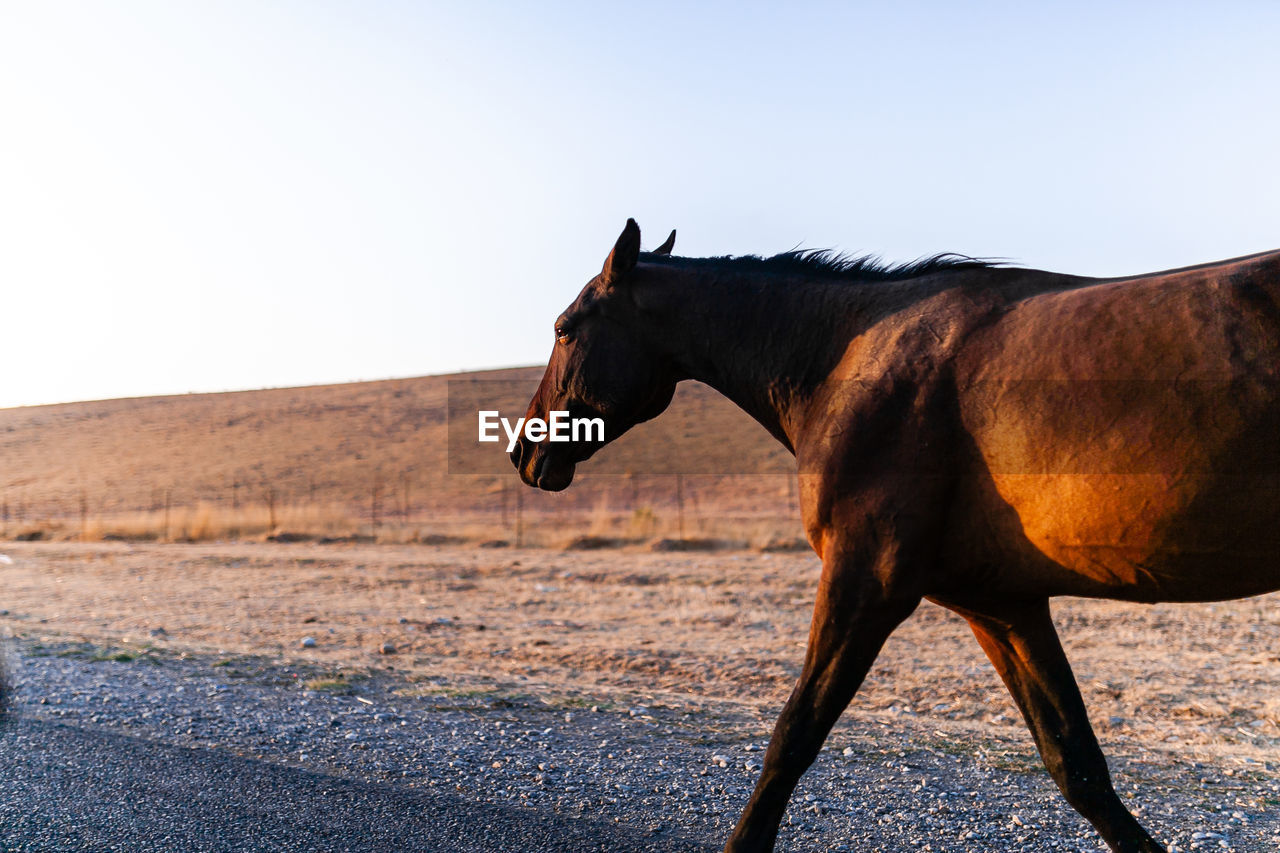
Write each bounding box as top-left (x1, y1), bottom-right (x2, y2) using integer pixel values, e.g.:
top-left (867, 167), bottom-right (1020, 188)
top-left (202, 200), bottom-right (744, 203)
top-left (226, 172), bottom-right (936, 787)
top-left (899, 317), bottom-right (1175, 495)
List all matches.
top-left (640, 249), bottom-right (1000, 283)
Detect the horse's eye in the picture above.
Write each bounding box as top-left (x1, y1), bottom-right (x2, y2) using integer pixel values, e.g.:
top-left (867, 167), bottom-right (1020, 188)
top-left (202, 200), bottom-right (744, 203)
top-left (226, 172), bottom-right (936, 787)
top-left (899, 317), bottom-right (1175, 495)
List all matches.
top-left (556, 327), bottom-right (571, 345)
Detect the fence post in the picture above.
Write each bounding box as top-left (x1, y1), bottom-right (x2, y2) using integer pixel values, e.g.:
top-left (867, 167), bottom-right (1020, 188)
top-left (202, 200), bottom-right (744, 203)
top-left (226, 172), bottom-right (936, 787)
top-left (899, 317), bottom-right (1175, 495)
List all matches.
top-left (676, 474), bottom-right (685, 540)
top-left (265, 486), bottom-right (277, 532)
top-left (400, 472), bottom-right (411, 522)
top-left (515, 486), bottom-right (523, 548)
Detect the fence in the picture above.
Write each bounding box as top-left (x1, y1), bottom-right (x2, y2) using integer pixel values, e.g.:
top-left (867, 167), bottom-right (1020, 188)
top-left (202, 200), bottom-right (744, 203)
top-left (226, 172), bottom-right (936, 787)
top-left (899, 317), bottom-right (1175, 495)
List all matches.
top-left (0, 471), bottom-right (804, 548)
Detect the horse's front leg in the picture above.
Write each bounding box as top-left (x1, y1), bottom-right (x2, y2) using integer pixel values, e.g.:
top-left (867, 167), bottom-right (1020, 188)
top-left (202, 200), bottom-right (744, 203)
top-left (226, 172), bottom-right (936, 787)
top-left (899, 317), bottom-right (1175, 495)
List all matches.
top-left (724, 535), bottom-right (921, 853)
top-left (952, 597), bottom-right (1166, 853)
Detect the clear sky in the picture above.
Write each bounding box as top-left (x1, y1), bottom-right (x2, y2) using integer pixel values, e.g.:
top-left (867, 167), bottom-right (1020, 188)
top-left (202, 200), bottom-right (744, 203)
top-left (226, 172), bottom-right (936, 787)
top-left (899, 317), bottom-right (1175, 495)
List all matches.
top-left (2, 2), bottom-right (1278, 408)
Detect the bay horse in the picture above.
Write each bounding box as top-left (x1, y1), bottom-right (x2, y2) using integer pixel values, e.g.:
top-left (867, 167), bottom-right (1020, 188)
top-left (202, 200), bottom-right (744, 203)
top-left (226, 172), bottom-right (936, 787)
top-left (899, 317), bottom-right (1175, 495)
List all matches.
top-left (512, 219), bottom-right (1280, 852)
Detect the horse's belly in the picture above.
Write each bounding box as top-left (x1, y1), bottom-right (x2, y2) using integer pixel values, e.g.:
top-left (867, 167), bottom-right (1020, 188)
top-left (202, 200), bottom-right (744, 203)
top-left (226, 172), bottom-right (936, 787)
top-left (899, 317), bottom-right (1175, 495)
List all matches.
top-left (990, 472), bottom-right (1280, 601)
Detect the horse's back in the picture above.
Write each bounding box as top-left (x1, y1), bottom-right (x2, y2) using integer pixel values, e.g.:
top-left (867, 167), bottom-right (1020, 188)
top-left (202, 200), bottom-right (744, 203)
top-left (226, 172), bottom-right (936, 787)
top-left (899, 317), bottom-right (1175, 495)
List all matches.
top-left (964, 250), bottom-right (1280, 383)
top-left (952, 250), bottom-right (1280, 602)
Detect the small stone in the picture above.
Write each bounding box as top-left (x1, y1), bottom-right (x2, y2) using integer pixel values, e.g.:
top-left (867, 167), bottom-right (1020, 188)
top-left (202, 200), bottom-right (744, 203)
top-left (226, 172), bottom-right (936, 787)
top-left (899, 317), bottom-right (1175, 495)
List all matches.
top-left (300, 636), bottom-right (317, 648)
top-left (379, 642), bottom-right (396, 655)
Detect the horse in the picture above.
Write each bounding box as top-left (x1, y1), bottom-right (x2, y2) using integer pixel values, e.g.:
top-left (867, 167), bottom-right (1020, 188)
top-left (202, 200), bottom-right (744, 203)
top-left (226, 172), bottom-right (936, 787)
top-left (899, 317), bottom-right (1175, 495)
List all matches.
top-left (511, 219), bottom-right (1280, 853)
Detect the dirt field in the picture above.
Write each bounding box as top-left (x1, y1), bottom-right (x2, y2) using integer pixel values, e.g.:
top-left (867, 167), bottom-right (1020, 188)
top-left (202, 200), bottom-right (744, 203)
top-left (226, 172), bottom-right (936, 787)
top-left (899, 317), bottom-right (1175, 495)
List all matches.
top-left (3, 540), bottom-right (1278, 777)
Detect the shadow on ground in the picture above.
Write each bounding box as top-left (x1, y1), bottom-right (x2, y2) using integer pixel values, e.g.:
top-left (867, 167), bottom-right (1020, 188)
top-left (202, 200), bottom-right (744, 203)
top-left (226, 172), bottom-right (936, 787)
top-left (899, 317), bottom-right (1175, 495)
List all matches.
top-left (0, 718), bottom-right (710, 853)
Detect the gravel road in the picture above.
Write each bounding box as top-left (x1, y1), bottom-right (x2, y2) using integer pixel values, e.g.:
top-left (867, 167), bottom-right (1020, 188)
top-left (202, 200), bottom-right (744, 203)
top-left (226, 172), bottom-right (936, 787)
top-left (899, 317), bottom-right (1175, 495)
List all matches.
top-left (1, 639), bottom-right (1277, 852)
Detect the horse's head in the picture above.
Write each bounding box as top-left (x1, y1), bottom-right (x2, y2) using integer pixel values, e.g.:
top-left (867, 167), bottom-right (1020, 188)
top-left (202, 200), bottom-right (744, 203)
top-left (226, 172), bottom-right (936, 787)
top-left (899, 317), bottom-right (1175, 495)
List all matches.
top-left (512, 219), bottom-right (681, 490)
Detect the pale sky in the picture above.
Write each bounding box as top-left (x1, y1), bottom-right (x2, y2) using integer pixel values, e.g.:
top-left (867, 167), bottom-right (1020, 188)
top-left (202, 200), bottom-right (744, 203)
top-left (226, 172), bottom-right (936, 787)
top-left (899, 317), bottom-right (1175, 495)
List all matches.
top-left (2, 2), bottom-right (1278, 408)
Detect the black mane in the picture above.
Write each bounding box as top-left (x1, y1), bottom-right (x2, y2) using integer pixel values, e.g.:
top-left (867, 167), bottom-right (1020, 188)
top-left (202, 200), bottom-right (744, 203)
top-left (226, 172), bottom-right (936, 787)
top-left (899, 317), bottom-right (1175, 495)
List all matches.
top-left (639, 248), bottom-right (1000, 282)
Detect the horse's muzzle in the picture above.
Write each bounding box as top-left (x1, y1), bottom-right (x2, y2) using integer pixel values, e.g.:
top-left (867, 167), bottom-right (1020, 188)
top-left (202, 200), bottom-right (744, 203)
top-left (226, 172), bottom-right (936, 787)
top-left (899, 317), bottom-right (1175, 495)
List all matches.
top-left (510, 439), bottom-right (575, 491)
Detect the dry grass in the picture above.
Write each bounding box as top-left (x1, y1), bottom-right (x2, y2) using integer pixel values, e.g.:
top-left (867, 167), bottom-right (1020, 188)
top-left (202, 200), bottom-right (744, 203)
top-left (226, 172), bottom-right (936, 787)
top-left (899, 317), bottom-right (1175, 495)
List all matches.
top-left (3, 541), bottom-right (1277, 772)
top-left (82, 502), bottom-right (360, 542)
top-left (0, 366), bottom-right (801, 549)
top-left (1, 503), bottom-right (361, 544)
top-left (0, 368), bottom-right (795, 545)
top-left (1, 501), bottom-right (803, 550)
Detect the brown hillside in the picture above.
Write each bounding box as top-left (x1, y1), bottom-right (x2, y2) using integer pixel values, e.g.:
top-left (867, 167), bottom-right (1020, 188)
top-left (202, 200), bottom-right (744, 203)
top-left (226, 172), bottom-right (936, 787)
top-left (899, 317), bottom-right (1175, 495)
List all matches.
top-left (0, 368), bottom-right (797, 542)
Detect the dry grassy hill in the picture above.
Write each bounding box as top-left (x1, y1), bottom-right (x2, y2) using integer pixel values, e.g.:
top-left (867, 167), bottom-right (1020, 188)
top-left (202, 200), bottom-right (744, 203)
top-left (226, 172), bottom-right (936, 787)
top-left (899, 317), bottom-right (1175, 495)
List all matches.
top-left (0, 368), bottom-right (799, 545)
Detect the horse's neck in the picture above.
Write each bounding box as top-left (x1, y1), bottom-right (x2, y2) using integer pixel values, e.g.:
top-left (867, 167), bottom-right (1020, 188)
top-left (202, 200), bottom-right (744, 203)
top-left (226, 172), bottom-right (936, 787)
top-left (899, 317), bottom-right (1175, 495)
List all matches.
top-left (638, 266), bottom-right (865, 452)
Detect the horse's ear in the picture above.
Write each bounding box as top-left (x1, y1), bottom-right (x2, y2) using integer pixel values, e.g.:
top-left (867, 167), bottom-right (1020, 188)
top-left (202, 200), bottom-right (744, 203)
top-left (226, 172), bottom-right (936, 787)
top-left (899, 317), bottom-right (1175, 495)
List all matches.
top-left (602, 218), bottom-right (641, 284)
top-left (652, 229), bottom-right (676, 256)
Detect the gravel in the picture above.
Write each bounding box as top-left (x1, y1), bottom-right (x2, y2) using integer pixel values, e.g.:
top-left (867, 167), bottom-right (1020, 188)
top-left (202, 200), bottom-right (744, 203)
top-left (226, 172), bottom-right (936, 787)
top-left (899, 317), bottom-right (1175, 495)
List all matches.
top-left (2, 639), bottom-right (1278, 852)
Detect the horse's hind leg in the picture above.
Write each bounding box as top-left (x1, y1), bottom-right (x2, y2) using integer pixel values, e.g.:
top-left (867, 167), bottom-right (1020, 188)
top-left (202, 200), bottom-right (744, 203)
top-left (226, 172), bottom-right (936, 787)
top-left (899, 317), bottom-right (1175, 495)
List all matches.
top-left (724, 542), bottom-right (920, 853)
top-left (954, 597), bottom-right (1166, 853)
